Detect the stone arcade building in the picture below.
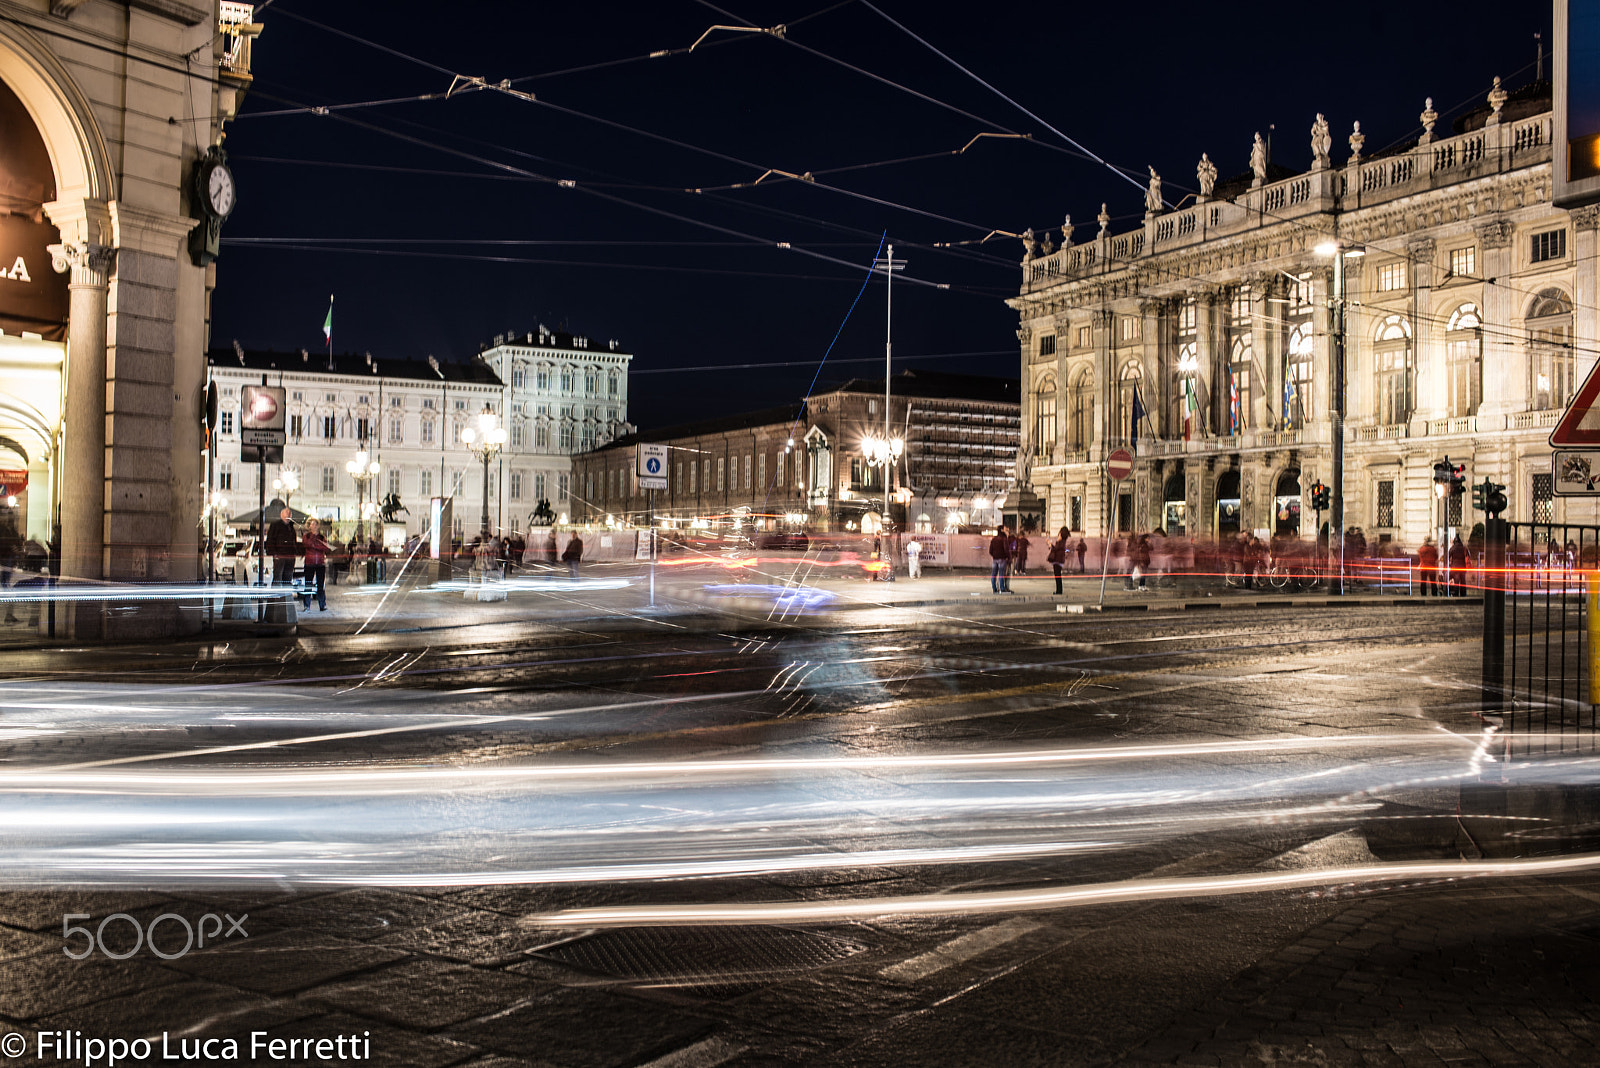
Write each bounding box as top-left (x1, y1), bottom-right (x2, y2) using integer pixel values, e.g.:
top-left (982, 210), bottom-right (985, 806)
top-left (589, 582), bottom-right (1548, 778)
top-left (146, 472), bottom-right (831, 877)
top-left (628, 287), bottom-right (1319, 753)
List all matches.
top-left (1011, 79), bottom-right (1596, 550)
top-left (0, 1), bottom-right (257, 638)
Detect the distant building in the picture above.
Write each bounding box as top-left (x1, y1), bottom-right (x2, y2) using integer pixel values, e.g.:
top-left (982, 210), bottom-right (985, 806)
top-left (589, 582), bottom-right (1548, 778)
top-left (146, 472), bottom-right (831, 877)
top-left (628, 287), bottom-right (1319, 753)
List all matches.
top-left (1011, 79), bottom-right (1596, 547)
top-left (570, 370), bottom-right (1019, 533)
top-left (208, 325), bottom-right (633, 539)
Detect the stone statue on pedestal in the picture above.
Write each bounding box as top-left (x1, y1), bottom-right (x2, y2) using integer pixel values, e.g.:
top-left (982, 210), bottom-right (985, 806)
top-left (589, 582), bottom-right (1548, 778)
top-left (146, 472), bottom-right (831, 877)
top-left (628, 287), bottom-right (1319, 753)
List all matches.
top-left (1250, 133), bottom-right (1268, 186)
top-left (1144, 167), bottom-right (1163, 214)
top-left (1061, 214), bottom-right (1073, 247)
top-left (1196, 154), bottom-right (1217, 199)
top-left (1310, 114), bottom-right (1332, 169)
top-left (1348, 121), bottom-right (1365, 163)
top-left (1021, 228), bottom-right (1038, 260)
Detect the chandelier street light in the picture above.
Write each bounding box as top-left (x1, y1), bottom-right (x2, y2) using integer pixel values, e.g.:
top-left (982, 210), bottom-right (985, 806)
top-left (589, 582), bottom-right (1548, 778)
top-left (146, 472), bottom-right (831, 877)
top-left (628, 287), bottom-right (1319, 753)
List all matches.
top-left (271, 469), bottom-right (299, 507)
top-left (1314, 239), bottom-right (1364, 593)
top-left (460, 406), bottom-right (507, 537)
top-left (346, 450), bottom-right (380, 545)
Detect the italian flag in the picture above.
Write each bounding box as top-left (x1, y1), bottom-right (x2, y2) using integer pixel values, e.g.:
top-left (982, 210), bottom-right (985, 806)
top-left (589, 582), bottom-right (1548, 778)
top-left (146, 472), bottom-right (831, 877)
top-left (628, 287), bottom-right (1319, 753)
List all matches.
top-left (1183, 376), bottom-right (1200, 441)
top-left (322, 297), bottom-right (333, 348)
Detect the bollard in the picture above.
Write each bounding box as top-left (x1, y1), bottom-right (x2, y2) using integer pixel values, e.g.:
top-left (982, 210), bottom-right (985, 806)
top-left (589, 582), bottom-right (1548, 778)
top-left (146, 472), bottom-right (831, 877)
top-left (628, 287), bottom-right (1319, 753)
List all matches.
top-left (1590, 571), bottom-right (1600, 707)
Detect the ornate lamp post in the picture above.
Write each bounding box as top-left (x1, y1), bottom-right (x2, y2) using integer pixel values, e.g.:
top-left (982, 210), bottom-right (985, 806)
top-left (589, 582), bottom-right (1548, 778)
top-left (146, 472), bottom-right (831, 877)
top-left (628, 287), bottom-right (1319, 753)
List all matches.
top-left (460, 406), bottom-right (507, 538)
top-left (271, 469), bottom-right (299, 509)
top-left (346, 450), bottom-right (380, 545)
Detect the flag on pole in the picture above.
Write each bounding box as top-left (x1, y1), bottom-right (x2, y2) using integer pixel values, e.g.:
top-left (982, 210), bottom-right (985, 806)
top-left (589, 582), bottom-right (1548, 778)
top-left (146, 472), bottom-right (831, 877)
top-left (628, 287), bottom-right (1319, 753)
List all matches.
top-left (322, 296), bottom-right (333, 347)
top-left (1183, 376), bottom-right (1199, 441)
top-left (1229, 374), bottom-right (1240, 434)
top-left (1282, 377), bottom-right (1294, 428)
top-left (1130, 385), bottom-right (1146, 453)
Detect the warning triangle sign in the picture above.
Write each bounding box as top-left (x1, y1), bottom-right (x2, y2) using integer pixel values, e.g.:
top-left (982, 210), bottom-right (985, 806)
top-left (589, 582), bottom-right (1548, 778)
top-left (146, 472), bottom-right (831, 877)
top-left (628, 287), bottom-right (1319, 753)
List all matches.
top-left (1550, 358), bottom-right (1600, 446)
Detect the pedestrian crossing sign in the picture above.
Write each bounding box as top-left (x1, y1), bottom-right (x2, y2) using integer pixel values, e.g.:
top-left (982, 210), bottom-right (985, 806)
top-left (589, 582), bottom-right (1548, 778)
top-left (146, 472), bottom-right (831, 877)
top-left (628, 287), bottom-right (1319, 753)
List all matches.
top-left (1550, 358), bottom-right (1600, 446)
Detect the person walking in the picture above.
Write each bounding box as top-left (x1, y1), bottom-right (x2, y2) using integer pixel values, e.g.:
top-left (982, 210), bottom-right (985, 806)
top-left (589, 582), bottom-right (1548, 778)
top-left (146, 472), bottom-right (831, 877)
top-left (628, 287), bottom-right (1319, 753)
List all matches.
top-left (1014, 531), bottom-right (1031, 576)
top-left (265, 507), bottom-right (298, 588)
top-left (301, 519), bottom-right (331, 611)
top-left (1448, 535), bottom-right (1469, 596)
top-left (1132, 532), bottom-right (1153, 591)
top-left (562, 531), bottom-right (584, 579)
top-left (1417, 536), bottom-right (1439, 596)
top-left (1048, 526), bottom-right (1069, 595)
top-left (988, 526), bottom-right (1011, 593)
top-left (1074, 533), bottom-right (1088, 573)
top-left (905, 537), bottom-right (922, 579)
top-left (544, 530), bottom-right (559, 567)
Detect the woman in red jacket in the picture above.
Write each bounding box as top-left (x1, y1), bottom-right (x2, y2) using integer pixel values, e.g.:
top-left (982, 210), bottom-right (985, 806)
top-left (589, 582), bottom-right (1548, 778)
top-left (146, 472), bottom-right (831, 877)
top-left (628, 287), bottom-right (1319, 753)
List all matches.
top-left (302, 518), bottom-right (331, 611)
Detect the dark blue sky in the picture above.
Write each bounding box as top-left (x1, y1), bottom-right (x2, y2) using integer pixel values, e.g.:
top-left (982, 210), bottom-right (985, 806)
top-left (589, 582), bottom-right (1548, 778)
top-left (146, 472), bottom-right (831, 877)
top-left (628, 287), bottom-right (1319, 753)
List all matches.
top-left (211, 0), bottom-right (1553, 431)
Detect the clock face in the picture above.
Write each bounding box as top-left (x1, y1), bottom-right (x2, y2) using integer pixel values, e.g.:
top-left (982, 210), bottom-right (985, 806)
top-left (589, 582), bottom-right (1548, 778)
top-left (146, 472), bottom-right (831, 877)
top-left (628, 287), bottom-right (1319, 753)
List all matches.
top-left (207, 164), bottom-right (235, 217)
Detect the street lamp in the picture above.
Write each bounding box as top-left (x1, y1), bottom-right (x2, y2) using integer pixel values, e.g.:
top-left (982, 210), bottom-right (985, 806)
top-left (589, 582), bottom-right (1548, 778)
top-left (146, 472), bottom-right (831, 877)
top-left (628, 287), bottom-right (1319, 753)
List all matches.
top-left (346, 449), bottom-right (380, 545)
top-left (271, 469), bottom-right (298, 507)
top-left (460, 405), bottom-right (507, 538)
top-left (1314, 239), bottom-right (1364, 593)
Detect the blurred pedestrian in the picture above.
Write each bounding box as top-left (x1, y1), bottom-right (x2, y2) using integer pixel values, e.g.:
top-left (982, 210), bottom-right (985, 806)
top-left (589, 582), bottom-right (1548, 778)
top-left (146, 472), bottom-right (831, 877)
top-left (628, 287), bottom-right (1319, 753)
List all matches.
top-left (988, 526), bottom-right (1011, 593)
top-left (1448, 535), bottom-right (1469, 596)
top-left (1048, 526), bottom-right (1069, 595)
top-left (544, 530), bottom-right (559, 566)
top-left (562, 531), bottom-right (584, 579)
top-left (301, 518), bottom-right (330, 611)
top-left (1014, 531), bottom-right (1031, 575)
top-left (1417, 537), bottom-right (1439, 596)
top-left (0, 513), bottom-right (19, 623)
top-left (265, 507), bottom-right (298, 587)
top-left (905, 537), bottom-right (922, 579)
top-left (1074, 533), bottom-right (1088, 573)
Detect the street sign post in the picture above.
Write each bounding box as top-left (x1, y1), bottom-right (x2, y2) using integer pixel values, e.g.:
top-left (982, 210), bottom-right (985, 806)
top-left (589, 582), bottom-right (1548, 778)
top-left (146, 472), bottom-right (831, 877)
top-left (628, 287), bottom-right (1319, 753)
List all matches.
top-left (1554, 451), bottom-right (1600, 495)
top-left (636, 443), bottom-right (668, 491)
top-left (1101, 448), bottom-right (1136, 604)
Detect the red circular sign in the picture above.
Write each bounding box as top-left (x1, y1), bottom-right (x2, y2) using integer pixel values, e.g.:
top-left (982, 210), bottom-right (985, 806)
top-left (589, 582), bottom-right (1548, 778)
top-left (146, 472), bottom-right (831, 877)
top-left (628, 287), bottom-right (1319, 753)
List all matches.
top-left (1107, 448), bottom-right (1134, 481)
top-left (249, 391), bottom-right (278, 424)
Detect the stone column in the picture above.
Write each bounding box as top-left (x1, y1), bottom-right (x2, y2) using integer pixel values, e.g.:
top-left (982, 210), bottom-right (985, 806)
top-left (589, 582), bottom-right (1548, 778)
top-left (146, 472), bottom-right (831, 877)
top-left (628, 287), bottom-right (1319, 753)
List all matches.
top-left (1571, 206), bottom-right (1600, 366)
top-left (1139, 299), bottom-right (1162, 439)
top-left (1409, 238), bottom-right (1440, 421)
top-left (1477, 220), bottom-right (1518, 417)
top-left (44, 198), bottom-right (114, 640)
top-left (1195, 290), bottom-right (1219, 436)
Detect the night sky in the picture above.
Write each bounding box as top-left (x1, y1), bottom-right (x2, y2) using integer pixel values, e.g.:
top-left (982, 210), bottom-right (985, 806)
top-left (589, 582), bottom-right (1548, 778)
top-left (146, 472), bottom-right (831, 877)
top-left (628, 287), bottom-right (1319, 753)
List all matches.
top-left (211, 0), bottom-right (1553, 432)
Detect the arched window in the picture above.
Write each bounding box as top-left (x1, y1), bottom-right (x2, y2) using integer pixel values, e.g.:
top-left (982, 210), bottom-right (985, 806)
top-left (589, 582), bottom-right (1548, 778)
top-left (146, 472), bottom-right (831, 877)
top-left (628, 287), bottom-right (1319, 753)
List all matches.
top-left (1033, 374), bottom-right (1057, 450)
top-left (1173, 340), bottom-right (1200, 438)
top-left (1529, 288), bottom-right (1574, 410)
top-left (1446, 303), bottom-right (1483, 417)
top-left (1373, 314), bottom-right (1413, 426)
top-left (559, 365), bottom-right (575, 393)
top-left (1069, 367), bottom-right (1094, 450)
top-left (1285, 324), bottom-right (1313, 429)
top-left (1117, 360), bottom-right (1145, 446)
top-left (608, 371), bottom-right (619, 397)
top-left (1228, 336), bottom-right (1252, 433)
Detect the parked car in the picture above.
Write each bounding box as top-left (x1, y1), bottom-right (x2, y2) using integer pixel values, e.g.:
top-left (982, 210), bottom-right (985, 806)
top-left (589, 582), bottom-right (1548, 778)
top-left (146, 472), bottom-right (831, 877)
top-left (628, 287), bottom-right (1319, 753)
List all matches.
top-left (215, 538), bottom-right (305, 588)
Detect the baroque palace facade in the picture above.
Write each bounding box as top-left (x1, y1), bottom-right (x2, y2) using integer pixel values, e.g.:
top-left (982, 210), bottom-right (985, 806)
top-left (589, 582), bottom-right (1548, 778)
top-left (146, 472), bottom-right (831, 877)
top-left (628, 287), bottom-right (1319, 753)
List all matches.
top-left (1010, 78), bottom-right (1596, 549)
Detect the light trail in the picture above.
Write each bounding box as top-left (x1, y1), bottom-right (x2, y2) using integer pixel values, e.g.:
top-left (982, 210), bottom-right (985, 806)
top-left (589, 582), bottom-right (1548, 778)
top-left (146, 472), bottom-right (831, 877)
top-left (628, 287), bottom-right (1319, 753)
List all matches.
top-left (528, 853), bottom-right (1600, 927)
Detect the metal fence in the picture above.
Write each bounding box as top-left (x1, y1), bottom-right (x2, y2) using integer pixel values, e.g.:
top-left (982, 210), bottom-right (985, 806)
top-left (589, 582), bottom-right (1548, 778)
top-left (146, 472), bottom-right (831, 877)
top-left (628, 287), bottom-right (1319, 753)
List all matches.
top-left (1484, 520), bottom-right (1599, 742)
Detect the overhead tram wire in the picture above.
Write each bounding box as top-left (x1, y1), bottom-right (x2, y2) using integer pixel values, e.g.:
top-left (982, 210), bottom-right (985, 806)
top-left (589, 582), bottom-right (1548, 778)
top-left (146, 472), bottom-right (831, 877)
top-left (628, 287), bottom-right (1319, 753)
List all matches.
top-left (217, 240), bottom-right (1014, 297)
top-left (630, 348), bottom-right (1014, 375)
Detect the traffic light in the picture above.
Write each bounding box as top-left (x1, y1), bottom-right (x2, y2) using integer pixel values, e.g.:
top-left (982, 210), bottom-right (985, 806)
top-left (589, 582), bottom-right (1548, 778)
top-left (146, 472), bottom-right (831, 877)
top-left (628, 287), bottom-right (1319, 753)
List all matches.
top-left (1474, 478), bottom-right (1507, 516)
top-left (1309, 481), bottom-right (1329, 511)
top-left (1450, 463), bottom-right (1466, 497)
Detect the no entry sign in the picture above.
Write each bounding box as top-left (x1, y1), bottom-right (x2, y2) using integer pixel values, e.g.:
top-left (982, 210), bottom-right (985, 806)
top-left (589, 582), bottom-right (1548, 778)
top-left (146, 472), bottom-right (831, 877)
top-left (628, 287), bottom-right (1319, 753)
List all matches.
top-left (1107, 448), bottom-right (1134, 482)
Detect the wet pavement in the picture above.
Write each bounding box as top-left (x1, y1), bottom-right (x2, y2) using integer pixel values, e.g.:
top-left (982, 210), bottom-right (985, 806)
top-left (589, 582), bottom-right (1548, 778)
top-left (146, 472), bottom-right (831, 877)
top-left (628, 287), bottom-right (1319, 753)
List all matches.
top-left (0, 589), bottom-right (1594, 1065)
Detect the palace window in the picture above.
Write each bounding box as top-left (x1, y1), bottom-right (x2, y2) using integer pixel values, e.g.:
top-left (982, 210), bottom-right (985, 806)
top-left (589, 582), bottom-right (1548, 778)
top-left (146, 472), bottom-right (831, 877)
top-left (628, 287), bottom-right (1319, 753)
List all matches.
top-left (419, 469), bottom-right (432, 497)
top-left (218, 463), bottom-right (233, 491)
top-left (1034, 375), bottom-right (1058, 449)
top-left (1375, 261), bottom-right (1406, 292)
top-left (758, 452), bottom-right (766, 489)
top-left (584, 369), bottom-right (597, 395)
top-left (1069, 367), bottom-right (1094, 450)
top-left (535, 424), bottom-right (549, 449)
top-left (1286, 323), bottom-right (1314, 429)
top-left (560, 367), bottom-right (574, 392)
top-left (510, 424), bottom-right (523, 448)
top-left (1228, 337), bottom-right (1252, 433)
top-left (1117, 360), bottom-right (1145, 446)
top-left (1077, 325), bottom-right (1092, 348)
top-left (512, 368), bottom-right (525, 389)
top-left (289, 415), bottom-right (303, 439)
top-left (387, 469), bottom-right (401, 497)
top-left (1531, 229), bottom-right (1566, 264)
top-left (1120, 317), bottom-right (1139, 342)
top-left (388, 418), bottom-right (402, 444)
top-left (422, 398), bottom-right (435, 410)
top-left (1446, 304), bottom-right (1483, 417)
top-left (558, 474), bottom-right (569, 500)
top-left (1533, 473), bottom-right (1554, 524)
top-left (717, 457), bottom-right (726, 492)
top-left (322, 416), bottom-right (337, 440)
top-left (1449, 246), bottom-right (1476, 278)
top-left (559, 424), bottom-right (572, 451)
top-left (219, 411), bottom-right (234, 435)
top-left (536, 368), bottom-right (550, 391)
top-left (608, 372), bottom-right (618, 397)
top-left (1376, 480), bottom-right (1396, 528)
top-left (321, 466), bottom-right (335, 493)
top-left (1529, 289), bottom-right (1575, 410)
top-left (1374, 315), bottom-right (1413, 426)
top-left (420, 421), bottom-right (434, 444)
top-left (510, 471), bottom-right (522, 500)
top-left (1038, 334), bottom-right (1056, 357)
top-left (534, 473), bottom-right (546, 501)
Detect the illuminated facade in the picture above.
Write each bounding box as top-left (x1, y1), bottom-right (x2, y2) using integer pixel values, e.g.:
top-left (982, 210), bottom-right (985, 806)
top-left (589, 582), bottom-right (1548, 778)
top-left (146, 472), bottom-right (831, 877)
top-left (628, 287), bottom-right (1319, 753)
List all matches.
top-left (1012, 79), bottom-right (1597, 548)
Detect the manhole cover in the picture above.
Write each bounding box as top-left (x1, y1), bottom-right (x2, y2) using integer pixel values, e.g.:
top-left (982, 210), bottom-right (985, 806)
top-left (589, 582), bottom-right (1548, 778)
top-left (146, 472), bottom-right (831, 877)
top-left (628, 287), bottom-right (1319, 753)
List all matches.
top-left (536, 925), bottom-right (866, 999)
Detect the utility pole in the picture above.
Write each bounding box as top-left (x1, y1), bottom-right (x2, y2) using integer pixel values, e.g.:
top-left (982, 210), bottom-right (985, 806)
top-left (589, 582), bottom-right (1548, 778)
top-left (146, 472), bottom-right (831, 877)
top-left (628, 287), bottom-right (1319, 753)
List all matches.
top-left (875, 244), bottom-right (904, 580)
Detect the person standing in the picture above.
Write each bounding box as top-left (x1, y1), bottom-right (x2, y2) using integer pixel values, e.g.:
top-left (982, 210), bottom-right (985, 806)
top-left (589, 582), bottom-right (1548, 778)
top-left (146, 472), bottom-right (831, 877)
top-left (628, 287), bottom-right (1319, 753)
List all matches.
top-left (1133, 533), bottom-right (1153, 591)
top-left (562, 531), bottom-right (584, 579)
top-left (1014, 531), bottom-right (1031, 576)
top-left (1417, 537), bottom-right (1439, 596)
top-left (1448, 535), bottom-right (1469, 596)
top-left (988, 526), bottom-right (1011, 593)
top-left (1048, 526), bottom-right (1069, 595)
top-left (265, 507), bottom-right (298, 587)
top-left (1074, 533), bottom-right (1088, 574)
top-left (905, 537), bottom-right (922, 579)
top-left (301, 519), bottom-right (330, 611)
top-left (544, 530), bottom-right (559, 567)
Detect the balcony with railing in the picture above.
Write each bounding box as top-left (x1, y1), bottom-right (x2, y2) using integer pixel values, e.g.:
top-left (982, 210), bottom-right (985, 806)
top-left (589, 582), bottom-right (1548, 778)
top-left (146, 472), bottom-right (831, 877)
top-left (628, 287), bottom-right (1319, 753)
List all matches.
top-left (1019, 98), bottom-right (1554, 296)
top-left (219, 3), bottom-right (262, 87)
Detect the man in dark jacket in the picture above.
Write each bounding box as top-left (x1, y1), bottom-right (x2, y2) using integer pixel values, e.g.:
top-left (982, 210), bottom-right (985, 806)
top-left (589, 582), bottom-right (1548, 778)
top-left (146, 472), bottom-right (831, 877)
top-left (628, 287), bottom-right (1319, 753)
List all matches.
top-left (264, 508), bottom-right (298, 587)
top-left (562, 532), bottom-right (584, 579)
top-left (988, 526), bottom-right (1011, 593)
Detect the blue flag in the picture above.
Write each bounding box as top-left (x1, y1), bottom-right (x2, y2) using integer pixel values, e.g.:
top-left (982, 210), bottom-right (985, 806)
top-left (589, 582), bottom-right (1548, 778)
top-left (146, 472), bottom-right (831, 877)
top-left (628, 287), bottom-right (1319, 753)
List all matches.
top-left (1131, 386), bottom-right (1147, 452)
